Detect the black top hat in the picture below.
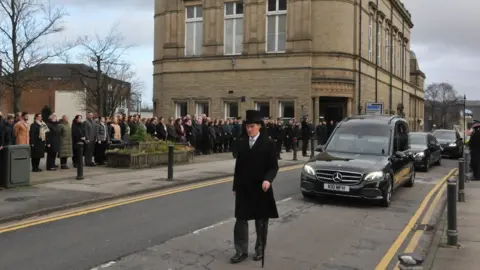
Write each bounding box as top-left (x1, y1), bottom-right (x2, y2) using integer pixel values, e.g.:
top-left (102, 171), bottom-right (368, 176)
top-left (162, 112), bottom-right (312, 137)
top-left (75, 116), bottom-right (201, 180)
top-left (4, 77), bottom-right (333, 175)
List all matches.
top-left (245, 110), bottom-right (263, 124)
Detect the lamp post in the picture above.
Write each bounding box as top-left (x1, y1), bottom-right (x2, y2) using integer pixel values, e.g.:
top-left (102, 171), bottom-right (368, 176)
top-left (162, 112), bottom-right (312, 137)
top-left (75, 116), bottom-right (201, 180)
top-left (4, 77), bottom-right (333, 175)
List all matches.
top-left (463, 94), bottom-right (466, 155)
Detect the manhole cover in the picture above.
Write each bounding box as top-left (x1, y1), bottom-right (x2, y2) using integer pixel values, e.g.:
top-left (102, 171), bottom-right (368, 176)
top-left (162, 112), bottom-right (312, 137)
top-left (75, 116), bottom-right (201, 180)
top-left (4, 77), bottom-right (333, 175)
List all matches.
top-left (127, 182), bottom-right (141, 186)
top-left (4, 196), bottom-right (36, 202)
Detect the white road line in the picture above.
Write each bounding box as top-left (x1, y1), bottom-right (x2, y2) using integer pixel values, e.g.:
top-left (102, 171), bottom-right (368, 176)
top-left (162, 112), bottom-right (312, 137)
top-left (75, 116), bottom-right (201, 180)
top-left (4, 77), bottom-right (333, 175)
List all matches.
top-left (191, 196), bottom-right (293, 235)
top-left (90, 261), bottom-right (116, 269)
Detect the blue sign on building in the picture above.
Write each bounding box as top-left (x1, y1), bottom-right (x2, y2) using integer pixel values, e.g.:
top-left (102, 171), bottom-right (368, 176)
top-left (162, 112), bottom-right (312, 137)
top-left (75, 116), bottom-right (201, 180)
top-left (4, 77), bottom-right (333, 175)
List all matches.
top-left (365, 102), bottom-right (384, 115)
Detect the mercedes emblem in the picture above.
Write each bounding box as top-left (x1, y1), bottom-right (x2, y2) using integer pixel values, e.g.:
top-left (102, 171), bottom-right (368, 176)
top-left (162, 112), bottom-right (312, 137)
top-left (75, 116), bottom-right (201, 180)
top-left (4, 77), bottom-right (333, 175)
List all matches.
top-left (332, 172), bottom-right (343, 182)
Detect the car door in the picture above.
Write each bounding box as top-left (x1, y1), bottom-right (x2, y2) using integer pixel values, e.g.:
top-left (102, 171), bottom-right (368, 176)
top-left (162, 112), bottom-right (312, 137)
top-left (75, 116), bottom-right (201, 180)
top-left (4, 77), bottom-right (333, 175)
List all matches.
top-left (432, 136), bottom-right (442, 161)
top-left (391, 122), bottom-right (411, 187)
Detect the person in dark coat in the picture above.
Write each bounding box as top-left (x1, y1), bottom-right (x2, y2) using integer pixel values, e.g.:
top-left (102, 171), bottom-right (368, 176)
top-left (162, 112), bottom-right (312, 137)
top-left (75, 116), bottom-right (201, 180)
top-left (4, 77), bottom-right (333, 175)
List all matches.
top-left (46, 114), bottom-right (61, 170)
top-left (71, 115), bottom-right (86, 168)
top-left (469, 124), bottom-right (480, 179)
top-left (230, 109), bottom-right (279, 264)
top-left (29, 113), bottom-right (49, 172)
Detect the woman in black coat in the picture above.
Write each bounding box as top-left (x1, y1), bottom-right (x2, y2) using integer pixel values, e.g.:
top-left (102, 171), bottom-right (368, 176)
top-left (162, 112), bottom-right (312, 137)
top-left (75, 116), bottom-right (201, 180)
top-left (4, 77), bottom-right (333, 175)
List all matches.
top-left (71, 115), bottom-right (86, 167)
top-left (29, 113), bottom-right (48, 172)
top-left (46, 114), bottom-right (61, 170)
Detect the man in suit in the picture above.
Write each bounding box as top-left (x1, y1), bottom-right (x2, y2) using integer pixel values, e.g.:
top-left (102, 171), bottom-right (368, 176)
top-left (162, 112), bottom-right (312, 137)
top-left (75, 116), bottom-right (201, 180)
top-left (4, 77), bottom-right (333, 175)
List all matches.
top-left (83, 112), bottom-right (98, 166)
top-left (230, 110), bottom-right (279, 264)
top-left (95, 116), bottom-right (111, 165)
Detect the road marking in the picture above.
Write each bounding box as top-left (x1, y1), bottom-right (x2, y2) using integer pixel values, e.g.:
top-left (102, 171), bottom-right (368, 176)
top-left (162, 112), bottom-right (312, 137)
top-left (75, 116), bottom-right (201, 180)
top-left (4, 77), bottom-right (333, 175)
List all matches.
top-left (392, 175), bottom-right (450, 269)
top-left (0, 164), bottom-right (303, 234)
top-left (375, 168), bottom-right (457, 270)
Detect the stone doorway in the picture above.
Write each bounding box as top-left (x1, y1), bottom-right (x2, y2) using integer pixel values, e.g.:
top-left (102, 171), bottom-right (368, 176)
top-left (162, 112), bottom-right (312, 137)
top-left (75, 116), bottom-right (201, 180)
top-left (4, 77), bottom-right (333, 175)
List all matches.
top-left (319, 97), bottom-right (347, 123)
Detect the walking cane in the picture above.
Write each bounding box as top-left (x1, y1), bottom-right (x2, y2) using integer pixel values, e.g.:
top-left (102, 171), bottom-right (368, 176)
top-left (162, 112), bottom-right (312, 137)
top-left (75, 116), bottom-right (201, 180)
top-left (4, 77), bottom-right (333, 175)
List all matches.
top-left (262, 219), bottom-right (267, 267)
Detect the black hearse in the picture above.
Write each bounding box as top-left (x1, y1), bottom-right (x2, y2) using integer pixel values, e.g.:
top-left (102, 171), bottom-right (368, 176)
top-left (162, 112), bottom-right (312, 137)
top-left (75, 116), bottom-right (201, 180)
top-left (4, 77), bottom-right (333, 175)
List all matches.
top-left (300, 115), bottom-right (415, 207)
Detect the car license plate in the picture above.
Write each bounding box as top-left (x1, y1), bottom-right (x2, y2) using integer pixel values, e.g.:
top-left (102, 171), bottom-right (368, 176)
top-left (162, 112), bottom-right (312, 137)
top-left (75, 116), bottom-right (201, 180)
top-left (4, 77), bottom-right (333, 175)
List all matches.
top-left (324, 183), bottom-right (350, 192)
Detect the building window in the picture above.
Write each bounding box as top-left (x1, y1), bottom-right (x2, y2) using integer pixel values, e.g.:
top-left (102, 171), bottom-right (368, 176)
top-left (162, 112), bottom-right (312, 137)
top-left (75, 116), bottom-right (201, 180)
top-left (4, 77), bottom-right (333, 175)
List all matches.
top-left (377, 23), bottom-right (381, 65)
top-left (224, 2), bottom-right (243, 55)
top-left (279, 101), bottom-right (294, 118)
top-left (385, 29), bottom-right (389, 69)
top-left (255, 102), bottom-right (270, 117)
top-left (266, 0), bottom-right (287, 53)
top-left (397, 38), bottom-right (401, 75)
top-left (368, 15), bottom-right (373, 61)
top-left (185, 5), bottom-right (203, 57)
top-left (392, 34), bottom-right (395, 72)
top-left (175, 101), bottom-right (188, 118)
top-left (224, 102), bottom-right (239, 119)
top-left (195, 102), bottom-right (209, 116)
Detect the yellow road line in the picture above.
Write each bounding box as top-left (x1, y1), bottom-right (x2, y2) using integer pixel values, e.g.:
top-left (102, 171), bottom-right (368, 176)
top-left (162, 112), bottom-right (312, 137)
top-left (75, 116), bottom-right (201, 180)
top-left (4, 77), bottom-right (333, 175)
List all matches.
top-left (375, 168), bottom-right (457, 269)
top-left (392, 178), bottom-right (449, 269)
top-left (0, 164), bottom-right (303, 234)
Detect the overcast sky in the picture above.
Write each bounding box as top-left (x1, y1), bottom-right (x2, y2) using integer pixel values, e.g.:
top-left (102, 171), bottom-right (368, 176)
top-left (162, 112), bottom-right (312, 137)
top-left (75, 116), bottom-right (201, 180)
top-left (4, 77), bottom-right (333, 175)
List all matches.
top-left (51, 0), bottom-right (477, 105)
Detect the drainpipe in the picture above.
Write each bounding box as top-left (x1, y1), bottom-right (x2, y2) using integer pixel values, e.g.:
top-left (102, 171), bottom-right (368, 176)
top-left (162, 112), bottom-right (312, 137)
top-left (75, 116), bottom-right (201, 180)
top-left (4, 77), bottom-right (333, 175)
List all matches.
top-left (401, 19), bottom-right (405, 115)
top-left (389, 4), bottom-right (393, 113)
top-left (375, 0), bottom-right (379, 103)
top-left (357, 0), bottom-right (363, 114)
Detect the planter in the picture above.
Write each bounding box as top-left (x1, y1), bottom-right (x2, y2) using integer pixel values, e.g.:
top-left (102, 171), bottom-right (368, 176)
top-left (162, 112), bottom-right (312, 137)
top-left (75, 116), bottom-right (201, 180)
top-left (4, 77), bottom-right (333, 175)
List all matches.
top-left (106, 149), bottom-right (194, 168)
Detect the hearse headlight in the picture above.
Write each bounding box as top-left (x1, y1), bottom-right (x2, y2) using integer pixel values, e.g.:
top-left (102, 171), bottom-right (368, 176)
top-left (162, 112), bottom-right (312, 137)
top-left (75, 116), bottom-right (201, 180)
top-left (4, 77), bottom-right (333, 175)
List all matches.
top-left (302, 164), bottom-right (316, 176)
top-left (364, 171), bottom-right (384, 182)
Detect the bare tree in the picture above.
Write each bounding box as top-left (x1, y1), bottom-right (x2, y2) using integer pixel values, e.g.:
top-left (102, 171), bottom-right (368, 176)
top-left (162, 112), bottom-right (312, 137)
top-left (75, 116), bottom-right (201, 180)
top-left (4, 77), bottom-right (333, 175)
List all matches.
top-left (104, 63), bottom-right (144, 117)
top-left (73, 24), bottom-right (135, 116)
top-left (0, 0), bottom-right (76, 113)
top-left (425, 82), bottom-right (458, 128)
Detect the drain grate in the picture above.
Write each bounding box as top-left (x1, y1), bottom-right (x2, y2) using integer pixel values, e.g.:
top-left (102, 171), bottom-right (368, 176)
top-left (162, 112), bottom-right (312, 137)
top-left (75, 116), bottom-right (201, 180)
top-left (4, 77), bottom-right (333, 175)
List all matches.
top-left (127, 182), bottom-right (141, 186)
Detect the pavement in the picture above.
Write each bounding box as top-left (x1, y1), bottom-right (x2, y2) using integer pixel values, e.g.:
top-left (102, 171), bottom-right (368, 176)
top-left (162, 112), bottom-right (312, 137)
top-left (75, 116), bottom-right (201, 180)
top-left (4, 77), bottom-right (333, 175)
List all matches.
top-left (425, 179), bottom-right (480, 270)
top-left (0, 151), bottom-right (310, 223)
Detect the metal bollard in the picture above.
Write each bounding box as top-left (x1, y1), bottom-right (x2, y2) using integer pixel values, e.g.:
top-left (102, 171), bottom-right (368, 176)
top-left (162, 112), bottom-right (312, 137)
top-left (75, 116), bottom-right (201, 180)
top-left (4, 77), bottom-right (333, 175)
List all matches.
top-left (310, 137), bottom-right (315, 158)
top-left (76, 142), bottom-right (84, 180)
top-left (446, 178), bottom-right (458, 246)
top-left (167, 144), bottom-right (174, 180)
top-left (292, 138), bottom-right (298, 161)
top-left (458, 159), bottom-right (465, 202)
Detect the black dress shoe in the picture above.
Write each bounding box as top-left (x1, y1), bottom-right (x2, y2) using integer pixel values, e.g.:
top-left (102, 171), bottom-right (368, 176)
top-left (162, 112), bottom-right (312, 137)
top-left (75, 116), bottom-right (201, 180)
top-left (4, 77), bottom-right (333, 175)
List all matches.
top-left (230, 253), bottom-right (248, 264)
top-left (253, 253), bottom-right (263, 261)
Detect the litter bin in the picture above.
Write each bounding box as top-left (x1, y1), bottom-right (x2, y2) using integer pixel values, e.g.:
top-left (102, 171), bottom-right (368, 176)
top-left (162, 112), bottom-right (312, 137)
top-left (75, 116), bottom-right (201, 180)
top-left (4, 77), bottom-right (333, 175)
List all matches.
top-left (0, 145), bottom-right (31, 188)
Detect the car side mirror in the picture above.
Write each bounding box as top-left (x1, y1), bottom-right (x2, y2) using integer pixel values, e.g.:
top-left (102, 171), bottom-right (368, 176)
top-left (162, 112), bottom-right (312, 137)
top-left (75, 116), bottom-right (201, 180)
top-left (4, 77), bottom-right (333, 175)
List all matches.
top-left (395, 151), bottom-right (406, 158)
top-left (315, 145), bottom-right (324, 152)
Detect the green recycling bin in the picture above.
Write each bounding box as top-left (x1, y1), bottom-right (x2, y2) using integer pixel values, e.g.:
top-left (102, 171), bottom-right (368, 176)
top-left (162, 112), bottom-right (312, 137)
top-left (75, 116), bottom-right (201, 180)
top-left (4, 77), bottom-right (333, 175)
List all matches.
top-left (0, 144), bottom-right (31, 188)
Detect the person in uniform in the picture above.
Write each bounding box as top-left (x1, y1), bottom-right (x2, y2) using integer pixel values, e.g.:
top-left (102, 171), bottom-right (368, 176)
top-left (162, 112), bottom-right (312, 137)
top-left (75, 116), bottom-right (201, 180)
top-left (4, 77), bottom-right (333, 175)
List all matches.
top-left (230, 109), bottom-right (279, 264)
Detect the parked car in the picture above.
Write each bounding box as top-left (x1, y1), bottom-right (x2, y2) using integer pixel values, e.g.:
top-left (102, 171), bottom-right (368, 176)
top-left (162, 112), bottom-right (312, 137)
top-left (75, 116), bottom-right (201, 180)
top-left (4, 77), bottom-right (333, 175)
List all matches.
top-left (432, 129), bottom-right (464, 158)
top-left (409, 132), bottom-right (442, 172)
top-left (300, 115), bottom-right (415, 207)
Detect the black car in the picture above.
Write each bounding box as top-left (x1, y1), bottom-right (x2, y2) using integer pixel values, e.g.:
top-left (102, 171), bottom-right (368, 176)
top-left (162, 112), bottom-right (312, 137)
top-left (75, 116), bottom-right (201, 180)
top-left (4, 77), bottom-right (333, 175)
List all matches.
top-left (409, 132), bottom-right (442, 171)
top-left (432, 129), bottom-right (464, 158)
top-left (300, 115), bottom-right (415, 207)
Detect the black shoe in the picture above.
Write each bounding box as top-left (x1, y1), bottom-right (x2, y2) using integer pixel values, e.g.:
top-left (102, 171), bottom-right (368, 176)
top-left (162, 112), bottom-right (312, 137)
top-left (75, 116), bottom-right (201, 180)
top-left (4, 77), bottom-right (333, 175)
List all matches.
top-left (230, 253), bottom-right (248, 264)
top-left (253, 253), bottom-right (263, 261)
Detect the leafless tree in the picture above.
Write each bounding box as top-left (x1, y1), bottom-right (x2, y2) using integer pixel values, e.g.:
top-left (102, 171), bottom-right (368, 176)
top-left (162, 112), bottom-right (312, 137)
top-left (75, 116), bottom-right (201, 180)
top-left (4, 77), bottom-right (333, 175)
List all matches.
top-left (72, 24), bottom-right (137, 117)
top-left (0, 0), bottom-right (77, 113)
top-left (425, 82), bottom-right (459, 128)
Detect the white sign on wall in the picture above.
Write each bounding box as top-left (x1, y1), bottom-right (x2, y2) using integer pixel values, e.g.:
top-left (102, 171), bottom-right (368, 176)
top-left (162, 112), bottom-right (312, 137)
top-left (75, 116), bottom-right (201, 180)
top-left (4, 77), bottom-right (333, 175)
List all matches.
top-left (365, 102), bottom-right (384, 115)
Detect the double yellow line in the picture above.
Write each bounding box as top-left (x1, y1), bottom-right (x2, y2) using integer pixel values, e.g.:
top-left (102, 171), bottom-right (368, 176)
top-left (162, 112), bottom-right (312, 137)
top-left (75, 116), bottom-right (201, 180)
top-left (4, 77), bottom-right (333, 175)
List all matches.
top-left (0, 164), bottom-right (303, 234)
top-left (375, 168), bottom-right (457, 269)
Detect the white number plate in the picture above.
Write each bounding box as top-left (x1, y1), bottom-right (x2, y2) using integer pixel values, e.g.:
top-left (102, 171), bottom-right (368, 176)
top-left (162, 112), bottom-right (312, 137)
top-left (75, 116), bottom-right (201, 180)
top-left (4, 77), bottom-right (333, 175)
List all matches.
top-left (324, 183), bottom-right (350, 192)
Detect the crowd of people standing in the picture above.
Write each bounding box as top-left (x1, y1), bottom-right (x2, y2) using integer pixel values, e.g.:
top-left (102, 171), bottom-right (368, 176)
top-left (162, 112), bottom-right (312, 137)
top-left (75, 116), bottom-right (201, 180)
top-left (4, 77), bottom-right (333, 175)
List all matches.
top-left (0, 110), bottom-right (338, 172)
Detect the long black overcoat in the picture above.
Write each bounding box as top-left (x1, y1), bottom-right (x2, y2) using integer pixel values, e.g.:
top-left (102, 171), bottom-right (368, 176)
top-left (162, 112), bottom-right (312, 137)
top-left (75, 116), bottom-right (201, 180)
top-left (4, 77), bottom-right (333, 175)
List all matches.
top-left (29, 122), bottom-right (46, 159)
top-left (233, 133), bottom-right (279, 220)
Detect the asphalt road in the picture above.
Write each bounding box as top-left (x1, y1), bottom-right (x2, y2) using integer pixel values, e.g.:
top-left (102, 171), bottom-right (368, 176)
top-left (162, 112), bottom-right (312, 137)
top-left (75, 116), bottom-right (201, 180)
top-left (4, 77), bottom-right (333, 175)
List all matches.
top-left (0, 159), bottom-right (457, 270)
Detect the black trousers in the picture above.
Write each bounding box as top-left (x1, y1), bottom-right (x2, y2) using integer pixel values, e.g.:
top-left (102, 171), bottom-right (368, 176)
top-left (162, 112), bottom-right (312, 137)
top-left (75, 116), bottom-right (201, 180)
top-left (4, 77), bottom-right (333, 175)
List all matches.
top-left (46, 151), bottom-right (57, 169)
top-left (275, 139), bottom-right (282, 158)
top-left (94, 141), bottom-right (108, 164)
top-left (233, 219), bottom-right (269, 255)
top-left (84, 141), bottom-right (95, 165)
top-left (31, 158), bottom-right (40, 170)
top-left (60, 157), bottom-right (68, 166)
top-left (302, 138), bottom-right (309, 155)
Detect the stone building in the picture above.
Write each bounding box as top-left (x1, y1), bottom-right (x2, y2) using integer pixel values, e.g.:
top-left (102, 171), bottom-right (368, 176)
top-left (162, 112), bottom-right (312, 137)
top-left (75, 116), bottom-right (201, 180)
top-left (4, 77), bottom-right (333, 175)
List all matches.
top-left (153, 0), bottom-right (426, 129)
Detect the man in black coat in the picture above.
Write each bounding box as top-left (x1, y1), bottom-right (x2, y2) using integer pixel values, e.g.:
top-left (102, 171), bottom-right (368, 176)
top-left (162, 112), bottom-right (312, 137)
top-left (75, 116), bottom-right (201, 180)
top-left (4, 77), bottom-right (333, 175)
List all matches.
top-left (231, 109), bottom-right (279, 264)
top-left (469, 124), bottom-right (480, 179)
